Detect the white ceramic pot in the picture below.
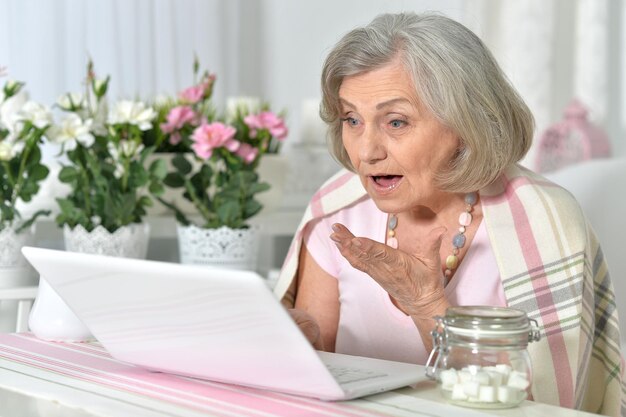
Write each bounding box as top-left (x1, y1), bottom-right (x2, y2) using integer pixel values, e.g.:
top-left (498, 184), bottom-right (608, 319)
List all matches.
top-left (63, 223), bottom-right (150, 259)
top-left (177, 224), bottom-right (260, 271)
top-left (0, 226), bottom-right (38, 332)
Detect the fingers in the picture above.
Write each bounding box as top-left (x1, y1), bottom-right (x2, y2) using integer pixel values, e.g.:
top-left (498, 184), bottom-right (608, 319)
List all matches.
top-left (288, 308), bottom-right (322, 349)
top-left (427, 226), bottom-right (447, 255)
top-left (329, 223), bottom-right (355, 249)
top-left (327, 222), bottom-right (448, 318)
top-left (330, 223), bottom-right (394, 272)
top-left (421, 226), bottom-right (447, 272)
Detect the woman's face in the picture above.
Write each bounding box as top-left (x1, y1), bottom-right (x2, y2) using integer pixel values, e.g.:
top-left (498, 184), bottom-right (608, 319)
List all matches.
top-left (338, 59), bottom-right (460, 213)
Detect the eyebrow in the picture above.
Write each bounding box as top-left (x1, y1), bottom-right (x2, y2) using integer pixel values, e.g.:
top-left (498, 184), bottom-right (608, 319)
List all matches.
top-left (338, 97), bottom-right (412, 110)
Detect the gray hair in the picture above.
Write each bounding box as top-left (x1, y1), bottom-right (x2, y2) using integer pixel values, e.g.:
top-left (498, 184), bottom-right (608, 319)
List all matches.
top-left (320, 12), bottom-right (534, 192)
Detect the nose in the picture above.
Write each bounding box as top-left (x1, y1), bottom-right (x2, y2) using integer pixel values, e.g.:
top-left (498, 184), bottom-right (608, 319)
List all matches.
top-left (358, 126), bottom-right (386, 164)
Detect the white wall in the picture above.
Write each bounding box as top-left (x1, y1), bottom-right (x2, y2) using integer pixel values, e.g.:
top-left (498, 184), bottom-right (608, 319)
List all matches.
top-left (1, 0), bottom-right (623, 159)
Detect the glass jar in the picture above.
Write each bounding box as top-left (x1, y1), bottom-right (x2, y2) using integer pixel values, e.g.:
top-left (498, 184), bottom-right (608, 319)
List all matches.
top-left (425, 306), bottom-right (541, 409)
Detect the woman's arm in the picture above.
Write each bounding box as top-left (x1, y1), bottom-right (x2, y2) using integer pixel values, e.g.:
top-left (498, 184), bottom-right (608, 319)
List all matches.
top-left (293, 242), bottom-right (340, 352)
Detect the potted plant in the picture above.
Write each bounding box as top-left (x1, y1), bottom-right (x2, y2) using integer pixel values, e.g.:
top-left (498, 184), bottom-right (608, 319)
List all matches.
top-left (50, 61), bottom-right (167, 258)
top-left (156, 65), bottom-right (288, 270)
top-left (0, 77), bottom-right (51, 282)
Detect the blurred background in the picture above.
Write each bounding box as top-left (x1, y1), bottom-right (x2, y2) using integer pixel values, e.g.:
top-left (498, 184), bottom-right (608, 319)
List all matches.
top-left (1, 0), bottom-right (623, 165)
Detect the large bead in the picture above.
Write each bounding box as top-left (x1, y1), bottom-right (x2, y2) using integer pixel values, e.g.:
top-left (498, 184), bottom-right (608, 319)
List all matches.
top-left (453, 233), bottom-right (466, 248)
top-left (459, 212), bottom-right (472, 226)
top-left (387, 237), bottom-right (398, 249)
top-left (465, 192), bottom-right (478, 205)
top-left (388, 215), bottom-right (398, 230)
top-left (446, 255), bottom-right (458, 269)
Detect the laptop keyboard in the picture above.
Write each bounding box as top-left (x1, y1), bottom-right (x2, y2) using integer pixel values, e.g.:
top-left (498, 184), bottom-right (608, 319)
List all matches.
top-left (326, 364), bottom-right (388, 384)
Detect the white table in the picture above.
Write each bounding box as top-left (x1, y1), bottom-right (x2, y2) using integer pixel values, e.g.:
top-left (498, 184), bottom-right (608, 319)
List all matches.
top-left (0, 334), bottom-right (600, 417)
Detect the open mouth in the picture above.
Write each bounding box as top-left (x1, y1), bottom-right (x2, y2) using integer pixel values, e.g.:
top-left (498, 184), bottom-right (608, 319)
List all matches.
top-left (371, 175), bottom-right (403, 189)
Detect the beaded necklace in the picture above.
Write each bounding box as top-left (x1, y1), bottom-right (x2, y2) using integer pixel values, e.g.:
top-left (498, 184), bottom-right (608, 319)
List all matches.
top-left (386, 192), bottom-right (479, 281)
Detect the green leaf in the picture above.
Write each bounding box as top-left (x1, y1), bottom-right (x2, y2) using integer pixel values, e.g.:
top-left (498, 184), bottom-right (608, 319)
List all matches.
top-left (16, 210), bottom-right (51, 233)
top-left (157, 197), bottom-right (191, 226)
top-left (172, 154), bottom-right (192, 175)
top-left (128, 162), bottom-right (149, 188)
top-left (58, 166), bottom-right (79, 183)
top-left (136, 195), bottom-right (152, 209)
top-left (248, 181), bottom-right (270, 196)
top-left (198, 163), bottom-right (213, 180)
top-left (215, 199), bottom-right (240, 226)
top-left (28, 164), bottom-right (49, 182)
top-left (149, 158), bottom-right (168, 180)
top-left (243, 199), bottom-right (263, 218)
top-left (164, 173), bottom-right (185, 188)
top-left (149, 182), bottom-right (164, 196)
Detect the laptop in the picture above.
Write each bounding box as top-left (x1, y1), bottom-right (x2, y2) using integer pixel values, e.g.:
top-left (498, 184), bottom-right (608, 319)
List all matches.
top-left (21, 246), bottom-right (427, 401)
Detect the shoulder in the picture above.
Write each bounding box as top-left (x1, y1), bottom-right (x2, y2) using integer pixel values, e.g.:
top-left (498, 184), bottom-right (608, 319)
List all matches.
top-left (305, 168), bottom-right (368, 221)
top-left (481, 164), bottom-right (586, 228)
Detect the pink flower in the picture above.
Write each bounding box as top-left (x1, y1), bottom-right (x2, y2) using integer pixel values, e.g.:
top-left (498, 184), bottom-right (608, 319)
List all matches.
top-left (160, 106), bottom-right (197, 132)
top-left (191, 122), bottom-right (239, 160)
top-left (169, 132), bottom-right (182, 145)
top-left (160, 106), bottom-right (198, 145)
top-left (236, 143), bottom-right (259, 164)
top-left (178, 83), bottom-right (206, 104)
top-left (244, 111), bottom-right (288, 140)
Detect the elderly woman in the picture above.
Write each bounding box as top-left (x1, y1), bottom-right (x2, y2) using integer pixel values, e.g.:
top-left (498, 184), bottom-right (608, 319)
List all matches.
top-left (273, 12), bottom-right (624, 416)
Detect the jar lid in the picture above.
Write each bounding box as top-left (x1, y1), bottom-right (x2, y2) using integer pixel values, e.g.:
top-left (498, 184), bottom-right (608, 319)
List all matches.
top-left (443, 306), bottom-right (534, 338)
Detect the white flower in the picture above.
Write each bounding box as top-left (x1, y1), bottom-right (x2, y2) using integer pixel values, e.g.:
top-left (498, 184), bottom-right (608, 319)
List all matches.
top-left (0, 90), bottom-right (28, 132)
top-left (93, 79), bottom-right (107, 95)
top-left (57, 92), bottom-right (84, 111)
top-left (107, 100), bottom-right (156, 131)
top-left (107, 140), bottom-right (144, 178)
top-left (5, 79), bottom-right (19, 91)
top-left (107, 140), bottom-right (144, 159)
top-left (16, 101), bottom-right (52, 130)
top-left (47, 114), bottom-right (94, 150)
top-left (81, 98), bottom-right (109, 136)
top-left (0, 141), bottom-right (14, 161)
top-left (153, 94), bottom-right (174, 107)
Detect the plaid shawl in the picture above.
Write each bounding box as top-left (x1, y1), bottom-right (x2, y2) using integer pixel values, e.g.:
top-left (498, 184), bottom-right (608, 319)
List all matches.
top-left (274, 164), bottom-right (625, 416)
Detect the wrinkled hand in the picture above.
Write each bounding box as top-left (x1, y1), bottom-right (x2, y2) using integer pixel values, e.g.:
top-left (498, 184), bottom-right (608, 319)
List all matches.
top-left (330, 223), bottom-right (447, 318)
top-left (288, 308), bottom-right (324, 350)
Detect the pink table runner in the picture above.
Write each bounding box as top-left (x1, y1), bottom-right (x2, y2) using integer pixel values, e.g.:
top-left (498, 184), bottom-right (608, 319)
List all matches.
top-left (0, 333), bottom-right (397, 417)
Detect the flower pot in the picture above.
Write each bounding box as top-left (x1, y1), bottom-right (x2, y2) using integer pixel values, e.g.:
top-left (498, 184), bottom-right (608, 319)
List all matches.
top-left (177, 224), bottom-right (260, 271)
top-left (29, 223), bottom-right (151, 342)
top-left (0, 226), bottom-right (38, 332)
top-left (63, 223), bottom-right (150, 259)
top-left (257, 154), bottom-right (288, 214)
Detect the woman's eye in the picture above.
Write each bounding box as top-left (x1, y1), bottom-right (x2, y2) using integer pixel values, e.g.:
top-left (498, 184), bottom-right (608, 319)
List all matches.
top-left (342, 117), bottom-right (360, 126)
top-left (389, 119), bottom-right (406, 128)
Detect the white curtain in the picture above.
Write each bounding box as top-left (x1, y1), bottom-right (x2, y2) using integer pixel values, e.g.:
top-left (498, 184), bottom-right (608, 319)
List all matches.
top-left (1, 0), bottom-right (624, 165)
top-left (0, 0), bottom-right (229, 105)
top-left (463, 0), bottom-right (624, 166)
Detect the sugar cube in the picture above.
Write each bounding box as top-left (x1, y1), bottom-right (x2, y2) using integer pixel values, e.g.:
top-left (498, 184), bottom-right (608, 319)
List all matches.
top-left (478, 385), bottom-right (497, 403)
top-left (463, 380), bottom-right (480, 398)
top-left (497, 386), bottom-right (521, 404)
top-left (440, 369), bottom-right (458, 391)
top-left (473, 371), bottom-right (490, 385)
top-left (507, 371), bottom-right (530, 390)
top-left (452, 383), bottom-right (468, 400)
